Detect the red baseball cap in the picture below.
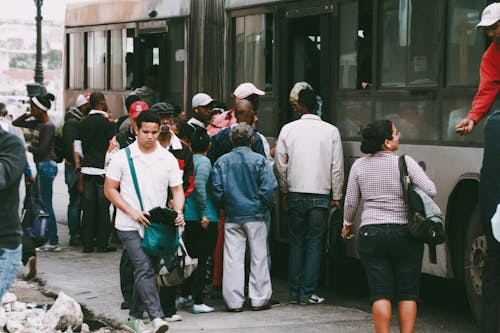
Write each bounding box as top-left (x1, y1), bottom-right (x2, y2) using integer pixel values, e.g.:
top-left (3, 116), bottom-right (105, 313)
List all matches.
top-left (129, 101), bottom-right (149, 119)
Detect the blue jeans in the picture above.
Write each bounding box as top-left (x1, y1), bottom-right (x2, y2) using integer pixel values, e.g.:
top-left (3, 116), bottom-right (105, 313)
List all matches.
top-left (36, 160), bottom-right (58, 245)
top-left (0, 245), bottom-right (22, 299)
top-left (64, 165), bottom-right (81, 238)
top-left (287, 192), bottom-right (329, 298)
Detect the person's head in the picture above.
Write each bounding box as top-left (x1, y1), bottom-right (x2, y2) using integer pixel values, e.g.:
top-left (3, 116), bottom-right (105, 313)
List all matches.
top-left (297, 88), bottom-right (318, 115)
top-left (150, 102), bottom-right (176, 133)
top-left (0, 103), bottom-right (7, 117)
top-left (233, 83), bottom-right (265, 111)
top-left (289, 81), bottom-right (313, 112)
top-left (191, 127), bottom-right (211, 153)
top-left (89, 91), bottom-right (107, 112)
top-left (234, 99), bottom-right (255, 125)
top-left (230, 122), bottom-right (254, 147)
top-left (177, 120), bottom-right (195, 144)
top-left (129, 101), bottom-right (149, 128)
top-left (31, 93), bottom-right (55, 119)
top-left (192, 93), bottom-right (215, 124)
top-left (477, 3), bottom-right (500, 44)
top-left (75, 93), bottom-right (90, 114)
top-left (360, 120), bottom-right (400, 154)
top-left (125, 94), bottom-right (141, 114)
top-left (134, 110), bottom-right (161, 150)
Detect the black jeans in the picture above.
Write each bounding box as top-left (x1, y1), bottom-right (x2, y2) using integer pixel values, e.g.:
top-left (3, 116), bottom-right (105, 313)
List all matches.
top-left (81, 175), bottom-right (111, 249)
top-left (480, 110), bottom-right (500, 333)
top-left (180, 222), bottom-right (218, 304)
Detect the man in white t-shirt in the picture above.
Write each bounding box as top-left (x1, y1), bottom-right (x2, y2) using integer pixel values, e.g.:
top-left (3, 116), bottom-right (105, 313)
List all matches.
top-left (104, 110), bottom-right (184, 333)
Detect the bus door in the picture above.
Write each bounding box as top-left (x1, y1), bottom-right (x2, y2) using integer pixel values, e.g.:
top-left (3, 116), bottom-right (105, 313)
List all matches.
top-left (274, 5), bottom-right (334, 242)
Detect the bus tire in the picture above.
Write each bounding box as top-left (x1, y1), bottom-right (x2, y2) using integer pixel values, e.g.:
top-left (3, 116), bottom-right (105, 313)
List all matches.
top-left (463, 207), bottom-right (485, 323)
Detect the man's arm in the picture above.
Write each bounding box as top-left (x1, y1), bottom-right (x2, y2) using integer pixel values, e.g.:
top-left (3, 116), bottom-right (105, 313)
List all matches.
top-left (170, 184), bottom-right (185, 227)
top-left (104, 177), bottom-right (151, 226)
top-left (0, 135), bottom-right (26, 190)
top-left (330, 128), bottom-right (344, 204)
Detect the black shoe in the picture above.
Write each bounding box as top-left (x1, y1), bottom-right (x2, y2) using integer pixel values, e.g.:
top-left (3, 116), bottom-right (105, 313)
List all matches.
top-left (269, 298), bottom-right (280, 307)
top-left (96, 246), bottom-right (117, 253)
top-left (120, 301), bottom-right (130, 310)
top-left (82, 247), bottom-right (94, 253)
top-left (225, 307), bottom-right (244, 313)
top-left (251, 303), bottom-right (271, 311)
top-left (69, 236), bottom-right (82, 247)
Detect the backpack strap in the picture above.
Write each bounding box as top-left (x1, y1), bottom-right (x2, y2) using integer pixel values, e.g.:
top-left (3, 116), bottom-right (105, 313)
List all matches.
top-left (398, 155), bottom-right (409, 204)
top-left (125, 147), bottom-right (144, 211)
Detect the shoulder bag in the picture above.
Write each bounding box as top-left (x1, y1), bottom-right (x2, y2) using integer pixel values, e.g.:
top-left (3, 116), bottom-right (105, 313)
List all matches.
top-left (125, 147), bottom-right (179, 257)
top-left (399, 155), bottom-right (445, 246)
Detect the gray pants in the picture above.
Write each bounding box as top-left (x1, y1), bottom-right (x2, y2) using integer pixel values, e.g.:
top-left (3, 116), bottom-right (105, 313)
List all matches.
top-left (223, 222), bottom-right (272, 309)
top-left (117, 230), bottom-right (164, 320)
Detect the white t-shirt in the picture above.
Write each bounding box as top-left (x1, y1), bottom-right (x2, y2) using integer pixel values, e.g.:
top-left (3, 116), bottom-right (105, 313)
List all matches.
top-left (106, 141), bottom-right (183, 236)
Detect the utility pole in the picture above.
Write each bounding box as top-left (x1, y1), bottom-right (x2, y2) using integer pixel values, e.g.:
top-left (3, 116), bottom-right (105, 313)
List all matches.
top-left (27, 0), bottom-right (45, 97)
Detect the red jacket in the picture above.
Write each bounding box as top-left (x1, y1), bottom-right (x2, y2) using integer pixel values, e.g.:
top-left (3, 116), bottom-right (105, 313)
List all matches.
top-left (468, 42), bottom-right (500, 123)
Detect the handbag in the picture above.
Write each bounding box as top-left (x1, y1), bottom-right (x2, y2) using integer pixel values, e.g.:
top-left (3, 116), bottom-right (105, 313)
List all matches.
top-left (125, 147), bottom-right (179, 257)
top-left (21, 183), bottom-right (50, 247)
top-left (399, 155), bottom-right (445, 246)
top-left (156, 230), bottom-right (198, 287)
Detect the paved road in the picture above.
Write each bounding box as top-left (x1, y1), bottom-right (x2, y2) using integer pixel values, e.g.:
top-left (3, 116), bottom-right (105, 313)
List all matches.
top-left (26, 162), bottom-right (480, 332)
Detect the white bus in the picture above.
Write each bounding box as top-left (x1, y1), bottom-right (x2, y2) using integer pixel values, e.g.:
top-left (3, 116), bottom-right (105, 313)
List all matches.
top-left (64, 0), bottom-right (488, 321)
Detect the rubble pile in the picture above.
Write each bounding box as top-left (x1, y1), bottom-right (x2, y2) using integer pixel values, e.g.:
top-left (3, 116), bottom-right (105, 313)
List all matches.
top-left (0, 290), bottom-right (111, 333)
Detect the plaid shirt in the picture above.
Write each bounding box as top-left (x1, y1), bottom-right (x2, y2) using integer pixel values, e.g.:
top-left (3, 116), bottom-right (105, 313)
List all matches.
top-left (343, 151), bottom-right (436, 227)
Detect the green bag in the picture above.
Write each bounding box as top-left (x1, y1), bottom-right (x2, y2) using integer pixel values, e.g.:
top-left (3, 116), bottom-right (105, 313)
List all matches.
top-left (125, 147), bottom-right (179, 257)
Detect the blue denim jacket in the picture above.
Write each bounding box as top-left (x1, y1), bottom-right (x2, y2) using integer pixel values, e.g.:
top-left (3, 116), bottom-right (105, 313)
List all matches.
top-left (212, 146), bottom-right (277, 223)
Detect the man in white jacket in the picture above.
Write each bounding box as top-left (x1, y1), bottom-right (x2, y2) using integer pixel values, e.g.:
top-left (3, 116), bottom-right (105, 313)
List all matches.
top-left (275, 88), bottom-right (343, 305)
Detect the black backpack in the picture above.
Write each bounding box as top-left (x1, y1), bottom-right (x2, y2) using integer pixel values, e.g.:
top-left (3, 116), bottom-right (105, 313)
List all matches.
top-left (21, 184), bottom-right (50, 247)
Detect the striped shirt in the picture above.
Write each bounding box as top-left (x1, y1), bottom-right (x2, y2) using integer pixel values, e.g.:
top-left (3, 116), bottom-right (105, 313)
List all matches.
top-left (343, 151), bottom-right (436, 227)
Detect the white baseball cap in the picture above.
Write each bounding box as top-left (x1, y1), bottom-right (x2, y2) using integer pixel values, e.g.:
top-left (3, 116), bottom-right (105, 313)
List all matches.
top-left (192, 93), bottom-right (215, 108)
top-left (75, 93), bottom-right (90, 108)
top-left (233, 83), bottom-right (265, 100)
top-left (477, 3), bottom-right (500, 28)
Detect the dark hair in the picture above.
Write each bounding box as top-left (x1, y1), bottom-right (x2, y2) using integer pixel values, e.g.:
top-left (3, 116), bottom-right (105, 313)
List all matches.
top-left (32, 93), bottom-right (55, 111)
top-left (125, 94), bottom-right (141, 113)
top-left (90, 91), bottom-right (105, 109)
top-left (191, 128), bottom-right (210, 153)
top-left (177, 121), bottom-right (195, 142)
top-left (360, 120), bottom-right (393, 154)
top-left (135, 110), bottom-right (160, 129)
top-left (298, 89), bottom-right (317, 112)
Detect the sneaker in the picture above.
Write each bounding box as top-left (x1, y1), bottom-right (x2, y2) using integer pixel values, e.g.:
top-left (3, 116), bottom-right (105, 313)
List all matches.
top-left (164, 314), bottom-right (182, 322)
top-left (151, 318), bottom-right (169, 333)
top-left (177, 295), bottom-right (193, 307)
top-left (299, 294), bottom-right (325, 305)
top-left (35, 244), bottom-right (61, 252)
top-left (192, 304), bottom-right (215, 314)
top-left (123, 317), bottom-right (148, 333)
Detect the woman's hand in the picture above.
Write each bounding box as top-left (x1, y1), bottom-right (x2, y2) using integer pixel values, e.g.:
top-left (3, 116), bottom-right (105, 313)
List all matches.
top-left (341, 225), bottom-right (354, 240)
top-left (201, 217), bottom-right (209, 229)
top-left (175, 211), bottom-right (185, 227)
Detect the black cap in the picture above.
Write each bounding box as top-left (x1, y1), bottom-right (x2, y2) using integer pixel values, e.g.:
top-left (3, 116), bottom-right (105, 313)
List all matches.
top-left (150, 102), bottom-right (175, 116)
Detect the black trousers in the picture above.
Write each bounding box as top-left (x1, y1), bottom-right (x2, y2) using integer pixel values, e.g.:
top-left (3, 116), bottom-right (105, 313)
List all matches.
top-left (480, 110), bottom-right (500, 333)
top-left (180, 221), bottom-right (218, 304)
top-left (81, 175), bottom-right (111, 249)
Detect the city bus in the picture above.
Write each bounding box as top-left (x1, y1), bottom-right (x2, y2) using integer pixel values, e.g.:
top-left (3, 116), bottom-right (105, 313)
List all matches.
top-left (64, 0), bottom-right (488, 321)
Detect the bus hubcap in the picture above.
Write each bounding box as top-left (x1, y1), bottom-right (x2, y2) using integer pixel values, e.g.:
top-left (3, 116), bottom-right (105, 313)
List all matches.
top-left (467, 235), bottom-right (486, 296)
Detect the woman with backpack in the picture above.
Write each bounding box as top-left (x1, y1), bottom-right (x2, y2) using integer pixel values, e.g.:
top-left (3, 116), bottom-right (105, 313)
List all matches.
top-left (341, 120), bottom-right (436, 333)
top-left (13, 93), bottom-right (60, 252)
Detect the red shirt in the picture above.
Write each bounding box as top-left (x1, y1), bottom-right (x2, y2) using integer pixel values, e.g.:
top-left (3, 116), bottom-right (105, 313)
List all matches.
top-left (468, 42), bottom-right (500, 123)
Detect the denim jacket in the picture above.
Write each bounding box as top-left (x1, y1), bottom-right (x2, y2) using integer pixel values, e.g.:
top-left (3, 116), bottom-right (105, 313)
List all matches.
top-left (212, 146), bottom-right (277, 223)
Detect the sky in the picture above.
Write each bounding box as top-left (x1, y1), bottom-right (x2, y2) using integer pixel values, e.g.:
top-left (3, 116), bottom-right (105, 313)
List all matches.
top-left (0, 0), bottom-right (77, 22)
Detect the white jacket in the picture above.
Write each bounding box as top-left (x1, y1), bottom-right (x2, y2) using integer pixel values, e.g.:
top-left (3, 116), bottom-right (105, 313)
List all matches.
top-left (275, 114), bottom-right (344, 200)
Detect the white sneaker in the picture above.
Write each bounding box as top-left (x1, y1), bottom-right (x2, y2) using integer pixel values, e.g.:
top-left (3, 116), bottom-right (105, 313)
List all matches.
top-left (35, 244), bottom-right (61, 252)
top-left (192, 303), bottom-right (215, 314)
top-left (123, 317), bottom-right (148, 333)
top-left (151, 318), bottom-right (169, 333)
top-left (164, 314), bottom-right (182, 322)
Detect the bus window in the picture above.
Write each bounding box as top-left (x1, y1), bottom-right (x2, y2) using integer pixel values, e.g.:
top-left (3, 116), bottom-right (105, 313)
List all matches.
top-left (338, 0), bottom-right (372, 89)
top-left (233, 13), bottom-right (273, 92)
top-left (67, 32), bottom-right (84, 89)
top-left (87, 30), bottom-right (107, 89)
top-left (379, 0), bottom-right (439, 88)
top-left (110, 29), bottom-right (126, 90)
top-left (442, 98), bottom-right (484, 144)
top-left (446, 1), bottom-right (485, 86)
top-left (337, 98), bottom-right (373, 138)
top-left (375, 100), bottom-right (439, 141)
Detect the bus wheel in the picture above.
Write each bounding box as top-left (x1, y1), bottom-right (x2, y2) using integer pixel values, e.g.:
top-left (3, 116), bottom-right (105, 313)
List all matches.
top-left (463, 207), bottom-right (485, 323)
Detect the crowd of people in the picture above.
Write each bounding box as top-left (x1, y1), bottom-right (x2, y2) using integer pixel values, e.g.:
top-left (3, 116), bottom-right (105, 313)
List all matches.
top-left (2, 4), bottom-right (500, 331)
